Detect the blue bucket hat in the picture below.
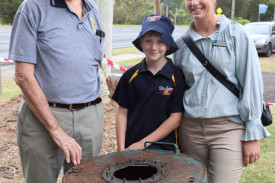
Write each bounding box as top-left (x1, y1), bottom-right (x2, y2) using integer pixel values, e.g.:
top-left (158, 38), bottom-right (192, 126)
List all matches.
top-left (132, 14), bottom-right (178, 55)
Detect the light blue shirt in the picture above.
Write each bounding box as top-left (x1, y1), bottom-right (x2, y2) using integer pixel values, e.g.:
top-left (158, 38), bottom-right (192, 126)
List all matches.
top-left (9, 0), bottom-right (104, 104)
top-left (173, 15), bottom-right (270, 141)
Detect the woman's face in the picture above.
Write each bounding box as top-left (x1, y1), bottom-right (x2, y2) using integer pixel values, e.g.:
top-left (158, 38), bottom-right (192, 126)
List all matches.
top-left (184, 0), bottom-right (216, 20)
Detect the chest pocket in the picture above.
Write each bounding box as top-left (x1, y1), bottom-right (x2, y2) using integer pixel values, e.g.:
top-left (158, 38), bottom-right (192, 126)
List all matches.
top-left (88, 16), bottom-right (104, 62)
top-left (93, 30), bottom-right (104, 62)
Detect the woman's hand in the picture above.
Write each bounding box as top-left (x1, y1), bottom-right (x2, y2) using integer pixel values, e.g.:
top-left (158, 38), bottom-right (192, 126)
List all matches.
top-left (242, 140), bottom-right (260, 167)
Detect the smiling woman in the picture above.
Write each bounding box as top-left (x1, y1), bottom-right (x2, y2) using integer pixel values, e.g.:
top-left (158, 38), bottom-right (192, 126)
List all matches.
top-left (172, 0), bottom-right (271, 182)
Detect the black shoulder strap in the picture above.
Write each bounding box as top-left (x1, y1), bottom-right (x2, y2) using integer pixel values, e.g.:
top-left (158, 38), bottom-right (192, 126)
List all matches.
top-left (182, 33), bottom-right (240, 98)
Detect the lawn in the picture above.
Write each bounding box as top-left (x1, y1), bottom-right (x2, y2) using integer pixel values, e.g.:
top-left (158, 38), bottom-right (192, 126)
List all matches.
top-left (112, 47), bottom-right (139, 56)
top-left (0, 78), bottom-right (20, 102)
top-left (0, 23), bottom-right (11, 28)
top-left (259, 56), bottom-right (275, 72)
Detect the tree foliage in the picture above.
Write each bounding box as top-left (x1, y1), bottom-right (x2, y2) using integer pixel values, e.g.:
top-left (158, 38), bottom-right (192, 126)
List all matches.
top-left (1, 0), bottom-right (275, 25)
top-left (0, 0), bottom-right (23, 24)
top-left (114, 0), bottom-right (155, 24)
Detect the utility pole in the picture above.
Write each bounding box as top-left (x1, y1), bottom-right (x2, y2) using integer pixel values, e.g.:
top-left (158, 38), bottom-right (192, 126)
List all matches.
top-left (163, 0), bottom-right (171, 17)
top-left (154, 0), bottom-right (161, 15)
top-left (231, 0), bottom-right (235, 20)
top-left (94, 0), bottom-right (114, 103)
top-left (0, 64), bottom-right (2, 95)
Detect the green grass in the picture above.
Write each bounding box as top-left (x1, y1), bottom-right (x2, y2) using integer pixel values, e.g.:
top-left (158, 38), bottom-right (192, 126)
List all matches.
top-left (239, 106), bottom-right (275, 183)
top-left (260, 57), bottom-right (275, 72)
top-left (112, 47), bottom-right (139, 56)
top-left (0, 78), bottom-right (21, 102)
top-left (0, 23), bottom-right (11, 28)
top-left (116, 57), bottom-right (141, 66)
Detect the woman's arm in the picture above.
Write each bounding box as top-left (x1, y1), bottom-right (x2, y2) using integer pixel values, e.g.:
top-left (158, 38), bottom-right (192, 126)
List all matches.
top-left (233, 24), bottom-right (269, 166)
top-left (116, 106), bottom-right (128, 151)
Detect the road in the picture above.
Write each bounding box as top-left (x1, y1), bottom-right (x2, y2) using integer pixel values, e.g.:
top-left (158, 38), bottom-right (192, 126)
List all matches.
top-left (0, 28), bottom-right (11, 59)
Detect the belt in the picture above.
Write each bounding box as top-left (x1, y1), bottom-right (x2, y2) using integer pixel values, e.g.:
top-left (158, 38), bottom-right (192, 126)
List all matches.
top-left (48, 98), bottom-right (102, 111)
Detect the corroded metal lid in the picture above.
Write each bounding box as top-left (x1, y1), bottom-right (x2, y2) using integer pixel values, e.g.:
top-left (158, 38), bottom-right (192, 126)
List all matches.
top-left (63, 149), bottom-right (207, 183)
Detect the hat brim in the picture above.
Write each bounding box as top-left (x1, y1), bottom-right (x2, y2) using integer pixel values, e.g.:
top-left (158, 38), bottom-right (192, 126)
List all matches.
top-left (132, 25), bottom-right (178, 55)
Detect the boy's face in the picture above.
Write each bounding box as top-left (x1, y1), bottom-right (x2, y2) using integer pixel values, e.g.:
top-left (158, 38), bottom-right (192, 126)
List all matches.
top-left (139, 32), bottom-right (171, 63)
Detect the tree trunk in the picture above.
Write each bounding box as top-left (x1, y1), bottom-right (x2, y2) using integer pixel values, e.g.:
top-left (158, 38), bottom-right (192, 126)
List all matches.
top-left (231, 0), bottom-right (235, 20)
top-left (94, 0), bottom-right (115, 103)
top-left (154, 0), bottom-right (161, 15)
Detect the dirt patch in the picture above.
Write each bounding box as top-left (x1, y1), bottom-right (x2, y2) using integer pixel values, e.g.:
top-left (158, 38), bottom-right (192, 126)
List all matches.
top-left (0, 95), bottom-right (22, 180)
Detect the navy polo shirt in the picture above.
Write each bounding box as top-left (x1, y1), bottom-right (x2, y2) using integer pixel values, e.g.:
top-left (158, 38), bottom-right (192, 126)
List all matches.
top-left (112, 58), bottom-right (186, 150)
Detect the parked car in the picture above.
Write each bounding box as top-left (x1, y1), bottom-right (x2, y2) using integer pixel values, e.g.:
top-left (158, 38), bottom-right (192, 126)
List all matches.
top-left (244, 22), bottom-right (275, 57)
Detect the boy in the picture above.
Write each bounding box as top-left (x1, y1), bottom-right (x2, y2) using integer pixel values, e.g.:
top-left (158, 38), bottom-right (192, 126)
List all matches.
top-left (112, 14), bottom-right (186, 151)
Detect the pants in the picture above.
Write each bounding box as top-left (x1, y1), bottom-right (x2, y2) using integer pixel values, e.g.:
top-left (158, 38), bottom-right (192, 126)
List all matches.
top-left (16, 100), bottom-right (104, 183)
top-left (178, 118), bottom-right (245, 183)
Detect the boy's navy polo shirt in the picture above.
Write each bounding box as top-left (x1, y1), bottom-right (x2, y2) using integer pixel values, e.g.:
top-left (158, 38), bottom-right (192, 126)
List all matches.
top-left (112, 58), bottom-right (186, 150)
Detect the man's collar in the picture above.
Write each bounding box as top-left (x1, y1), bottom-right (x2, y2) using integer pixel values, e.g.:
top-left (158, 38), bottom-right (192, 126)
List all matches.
top-left (50, 0), bottom-right (93, 11)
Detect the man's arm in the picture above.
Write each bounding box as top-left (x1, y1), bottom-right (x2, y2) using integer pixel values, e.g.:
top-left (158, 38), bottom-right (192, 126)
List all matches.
top-left (15, 61), bottom-right (82, 165)
top-left (126, 112), bottom-right (182, 150)
top-left (116, 106), bottom-right (128, 151)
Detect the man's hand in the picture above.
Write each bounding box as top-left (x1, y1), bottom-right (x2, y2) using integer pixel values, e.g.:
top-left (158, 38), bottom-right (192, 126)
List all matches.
top-left (50, 128), bottom-right (82, 165)
top-left (242, 140), bottom-right (260, 167)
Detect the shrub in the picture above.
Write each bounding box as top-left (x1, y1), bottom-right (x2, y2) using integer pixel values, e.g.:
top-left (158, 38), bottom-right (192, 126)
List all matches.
top-left (234, 17), bottom-right (250, 25)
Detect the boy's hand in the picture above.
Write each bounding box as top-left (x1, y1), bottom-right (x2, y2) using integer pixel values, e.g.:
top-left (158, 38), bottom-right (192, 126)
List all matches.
top-left (118, 147), bottom-right (126, 152)
top-left (126, 141), bottom-right (144, 150)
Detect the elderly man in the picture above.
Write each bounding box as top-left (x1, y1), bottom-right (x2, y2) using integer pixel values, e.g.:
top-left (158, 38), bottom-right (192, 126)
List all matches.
top-left (8, 0), bottom-right (105, 182)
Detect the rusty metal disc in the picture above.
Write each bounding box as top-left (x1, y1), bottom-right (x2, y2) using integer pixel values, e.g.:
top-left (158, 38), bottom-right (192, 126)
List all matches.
top-left (63, 149), bottom-right (207, 183)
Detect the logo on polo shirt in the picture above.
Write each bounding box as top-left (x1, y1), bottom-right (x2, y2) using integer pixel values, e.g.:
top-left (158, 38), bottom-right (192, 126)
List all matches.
top-left (90, 17), bottom-right (96, 33)
top-left (158, 86), bottom-right (173, 95)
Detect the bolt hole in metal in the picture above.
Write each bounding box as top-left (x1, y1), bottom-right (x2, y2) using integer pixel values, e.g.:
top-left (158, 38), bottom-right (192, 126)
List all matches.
top-left (114, 164), bottom-right (157, 180)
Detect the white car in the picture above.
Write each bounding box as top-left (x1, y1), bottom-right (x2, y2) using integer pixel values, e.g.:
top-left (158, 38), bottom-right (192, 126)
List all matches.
top-left (244, 22), bottom-right (275, 57)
